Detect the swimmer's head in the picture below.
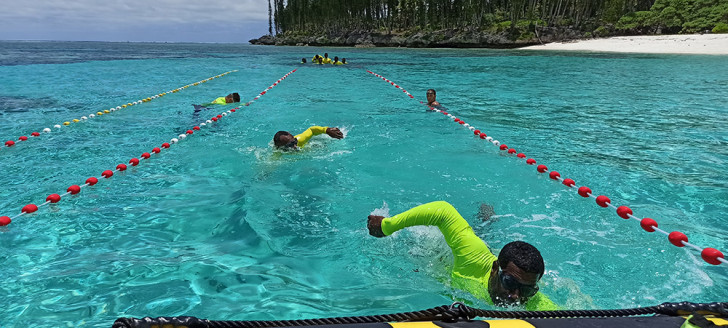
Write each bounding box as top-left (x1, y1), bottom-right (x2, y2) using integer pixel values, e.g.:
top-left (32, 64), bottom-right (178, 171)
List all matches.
top-left (426, 89), bottom-right (437, 103)
top-left (273, 131), bottom-right (298, 150)
top-left (487, 241), bottom-right (544, 306)
top-left (226, 93), bottom-right (241, 103)
top-left (302, 58), bottom-right (307, 63)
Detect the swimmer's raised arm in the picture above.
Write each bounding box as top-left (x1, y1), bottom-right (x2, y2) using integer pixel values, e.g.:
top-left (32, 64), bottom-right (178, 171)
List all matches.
top-left (367, 201), bottom-right (492, 277)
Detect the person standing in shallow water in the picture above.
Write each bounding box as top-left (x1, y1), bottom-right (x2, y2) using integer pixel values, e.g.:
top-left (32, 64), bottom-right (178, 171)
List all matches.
top-left (426, 89), bottom-right (441, 107)
top-left (367, 201), bottom-right (558, 310)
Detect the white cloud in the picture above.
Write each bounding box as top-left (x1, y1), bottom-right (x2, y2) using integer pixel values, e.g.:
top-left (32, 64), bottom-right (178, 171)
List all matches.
top-left (3, 0), bottom-right (268, 24)
top-left (1, 0), bottom-right (271, 41)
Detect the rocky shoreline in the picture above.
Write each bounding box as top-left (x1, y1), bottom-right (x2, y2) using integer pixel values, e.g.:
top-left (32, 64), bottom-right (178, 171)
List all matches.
top-left (249, 27), bottom-right (587, 48)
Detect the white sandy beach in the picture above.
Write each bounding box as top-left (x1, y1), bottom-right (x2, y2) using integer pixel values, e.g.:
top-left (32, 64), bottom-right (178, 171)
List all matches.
top-left (521, 34), bottom-right (728, 55)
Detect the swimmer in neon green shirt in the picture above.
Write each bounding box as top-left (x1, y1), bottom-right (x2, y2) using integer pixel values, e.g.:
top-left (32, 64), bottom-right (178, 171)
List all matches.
top-left (193, 93), bottom-right (241, 113)
top-left (367, 201), bottom-right (558, 310)
top-left (272, 126), bottom-right (344, 150)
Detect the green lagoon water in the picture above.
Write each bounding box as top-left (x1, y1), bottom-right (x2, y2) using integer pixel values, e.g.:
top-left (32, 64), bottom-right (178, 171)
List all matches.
top-left (0, 41), bottom-right (727, 327)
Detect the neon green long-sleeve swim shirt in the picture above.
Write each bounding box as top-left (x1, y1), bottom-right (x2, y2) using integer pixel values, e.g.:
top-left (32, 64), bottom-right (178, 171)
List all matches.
top-left (294, 126), bottom-right (328, 148)
top-left (381, 201), bottom-right (558, 311)
top-left (200, 97), bottom-right (227, 107)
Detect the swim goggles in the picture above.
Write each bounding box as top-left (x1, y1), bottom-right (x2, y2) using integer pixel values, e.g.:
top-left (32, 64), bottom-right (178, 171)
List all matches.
top-left (284, 139), bottom-right (298, 150)
top-left (499, 269), bottom-right (539, 297)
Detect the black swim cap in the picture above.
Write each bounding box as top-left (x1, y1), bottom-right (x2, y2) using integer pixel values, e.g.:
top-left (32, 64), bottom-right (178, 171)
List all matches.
top-left (232, 93), bottom-right (240, 102)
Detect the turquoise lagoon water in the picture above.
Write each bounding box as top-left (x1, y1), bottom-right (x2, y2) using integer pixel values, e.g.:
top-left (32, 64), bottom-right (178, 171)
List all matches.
top-left (0, 41), bottom-right (727, 327)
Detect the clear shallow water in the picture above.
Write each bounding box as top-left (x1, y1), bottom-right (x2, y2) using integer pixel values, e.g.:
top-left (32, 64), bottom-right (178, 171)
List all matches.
top-left (0, 41), bottom-right (727, 327)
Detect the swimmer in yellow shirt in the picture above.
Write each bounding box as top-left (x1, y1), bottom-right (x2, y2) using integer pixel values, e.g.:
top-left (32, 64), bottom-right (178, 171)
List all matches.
top-left (193, 93), bottom-right (240, 112)
top-left (367, 201), bottom-right (558, 310)
top-left (322, 53), bottom-right (333, 64)
top-left (272, 126), bottom-right (344, 150)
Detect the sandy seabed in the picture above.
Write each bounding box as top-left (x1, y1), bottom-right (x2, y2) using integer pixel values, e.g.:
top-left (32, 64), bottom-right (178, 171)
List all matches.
top-left (520, 34), bottom-right (728, 55)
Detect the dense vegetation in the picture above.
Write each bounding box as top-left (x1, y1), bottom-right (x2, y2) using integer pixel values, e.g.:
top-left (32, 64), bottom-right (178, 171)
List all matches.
top-left (266, 0), bottom-right (728, 39)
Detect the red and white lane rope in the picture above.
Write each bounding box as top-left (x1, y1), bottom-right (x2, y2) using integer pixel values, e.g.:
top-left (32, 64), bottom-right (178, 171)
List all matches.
top-left (365, 69), bottom-right (726, 267)
top-left (0, 70), bottom-right (237, 153)
top-left (0, 69), bottom-right (296, 228)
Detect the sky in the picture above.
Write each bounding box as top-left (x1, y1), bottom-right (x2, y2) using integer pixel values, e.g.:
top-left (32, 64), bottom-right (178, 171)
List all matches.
top-left (0, 0), bottom-right (270, 43)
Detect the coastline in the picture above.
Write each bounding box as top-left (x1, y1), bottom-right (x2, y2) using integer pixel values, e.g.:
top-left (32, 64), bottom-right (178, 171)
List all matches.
top-left (519, 34), bottom-right (728, 55)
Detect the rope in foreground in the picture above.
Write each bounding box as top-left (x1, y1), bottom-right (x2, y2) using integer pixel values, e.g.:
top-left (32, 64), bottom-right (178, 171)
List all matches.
top-left (112, 301), bottom-right (728, 328)
top-left (0, 69), bottom-right (296, 228)
top-left (0, 70), bottom-right (237, 154)
top-left (365, 70), bottom-right (726, 267)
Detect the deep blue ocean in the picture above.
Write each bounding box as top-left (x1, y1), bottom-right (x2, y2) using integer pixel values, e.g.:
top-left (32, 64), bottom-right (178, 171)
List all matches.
top-left (0, 41), bottom-right (727, 327)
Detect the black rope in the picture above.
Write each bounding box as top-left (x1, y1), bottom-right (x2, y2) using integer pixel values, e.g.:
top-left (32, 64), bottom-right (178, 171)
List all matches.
top-left (112, 301), bottom-right (728, 328)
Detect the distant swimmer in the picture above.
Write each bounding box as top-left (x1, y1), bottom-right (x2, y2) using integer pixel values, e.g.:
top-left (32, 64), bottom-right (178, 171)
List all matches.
top-left (333, 56), bottom-right (343, 65)
top-left (341, 58), bottom-right (348, 64)
top-left (426, 89), bottom-right (441, 107)
top-left (312, 54), bottom-right (322, 62)
top-left (301, 58), bottom-right (307, 64)
top-left (367, 201), bottom-right (558, 310)
top-left (322, 53), bottom-right (333, 64)
top-left (316, 57), bottom-right (324, 65)
top-left (192, 93), bottom-right (240, 112)
top-left (273, 126), bottom-right (344, 151)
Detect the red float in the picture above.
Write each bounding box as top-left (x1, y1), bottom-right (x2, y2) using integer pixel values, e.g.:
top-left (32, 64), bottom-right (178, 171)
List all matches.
top-left (668, 231), bottom-right (688, 247)
top-left (0, 216), bottom-right (10, 226)
top-left (211, 117), bottom-right (218, 122)
top-left (102, 170), bottom-right (114, 178)
top-left (500, 145), bottom-right (508, 150)
top-left (231, 109), bottom-right (236, 113)
top-left (617, 206), bottom-right (633, 219)
top-left (508, 149), bottom-right (517, 154)
top-left (526, 158), bottom-right (536, 165)
top-left (67, 185), bottom-right (81, 194)
top-left (152, 147), bottom-right (161, 154)
top-left (216, 115), bottom-right (222, 119)
top-left (578, 186), bottom-right (592, 197)
top-left (442, 112), bottom-right (448, 115)
top-left (517, 153), bottom-right (526, 158)
top-left (46, 194), bottom-right (61, 203)
top-left (86, 177), bottom-right (98, 186)
top-left (116, 164), bottom-right (127, 171)
top-left (479, 133), bottom-right (487, 139)
top-left (161, 143), bottom-right (170, 148)
top-left (454, 118), bottom-right (460, 122)
top-left (537, 164), bottom-right (548, 173)
top-left (595, 195), bottom-right (610, 207)
top-left (129, 158), bottom-right (140, 166)
top-left (186, 130), bottom-right (194, 135)
top-left (549, 171), bottom-right (560, 180)
top-left (562, 178), bottom-right (575, 187)
top-left (22, 204), bottom-right (38, 213)
top-left (5, 140), bottom-right (15, 147)
top-left (474, 130), bottom-right (480, 135)
top-left (31, 132), bottom-right (40, 137)
top-left (19, 136), bottom-right (28, 141)
top-left (640, 218), bottom-right (658, 232)
top-left (141, 152), bottom-right (151, 159)
top-left (702, 248), bottom-right (724, 265)
top-left (193, 126), bottom-right (200, 131)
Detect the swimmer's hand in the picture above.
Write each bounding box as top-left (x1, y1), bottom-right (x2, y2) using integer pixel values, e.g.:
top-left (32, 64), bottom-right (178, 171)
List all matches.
top-left (326, 127), bottom-right (344, 139)
top-left (367, 215), bottom-right (386, 238)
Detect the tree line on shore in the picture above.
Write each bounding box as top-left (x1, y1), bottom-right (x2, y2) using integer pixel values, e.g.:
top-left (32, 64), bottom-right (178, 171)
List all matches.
top-left (265, 0), bottom-right (728, 40)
